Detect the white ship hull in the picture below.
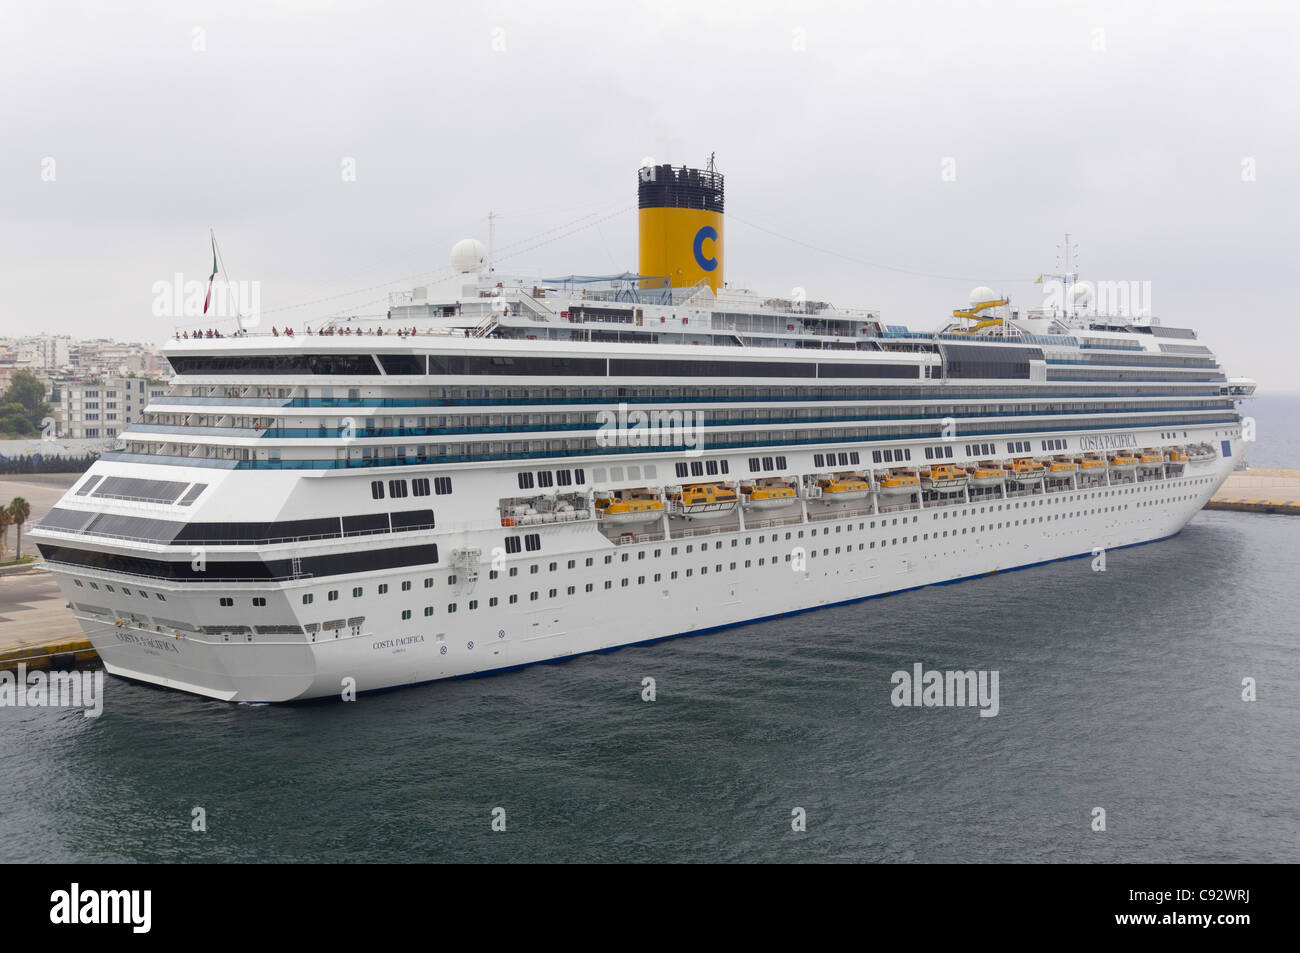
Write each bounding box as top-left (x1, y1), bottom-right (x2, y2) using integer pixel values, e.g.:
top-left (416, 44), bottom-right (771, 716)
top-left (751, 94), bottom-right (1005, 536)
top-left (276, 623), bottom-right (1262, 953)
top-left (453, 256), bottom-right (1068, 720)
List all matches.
top-left (52, 447), bottom-right (1237, 703)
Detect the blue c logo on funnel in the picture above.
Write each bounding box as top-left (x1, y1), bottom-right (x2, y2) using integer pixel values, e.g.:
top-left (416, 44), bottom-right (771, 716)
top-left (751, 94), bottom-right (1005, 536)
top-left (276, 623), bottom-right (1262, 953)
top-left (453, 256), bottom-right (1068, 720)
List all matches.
top-left (693, 225), bottom-right (718, 271)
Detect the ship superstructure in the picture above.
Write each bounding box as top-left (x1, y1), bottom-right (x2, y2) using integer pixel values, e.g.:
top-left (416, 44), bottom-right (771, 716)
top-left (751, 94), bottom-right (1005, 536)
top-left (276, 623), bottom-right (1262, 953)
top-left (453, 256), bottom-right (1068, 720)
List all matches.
top-left (31, 162), bottom-right (1254, 701)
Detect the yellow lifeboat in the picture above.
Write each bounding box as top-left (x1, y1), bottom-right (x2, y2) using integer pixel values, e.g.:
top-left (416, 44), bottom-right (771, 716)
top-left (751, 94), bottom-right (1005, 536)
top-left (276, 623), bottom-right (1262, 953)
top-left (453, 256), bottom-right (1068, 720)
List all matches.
top-left (817, 473), bottom-right (872, 501)
top-left (1003, 457), bottom-right (1046, 484)
top-left (666, 482), bottom-right (739, 519)
top-left (1047, 457), bottom-right (1077, 475)
top-left (1073, 455), bottom-right (1107, 471)
top-left (966, 463), bottom-right (1006, 487)
top-left (594, 490), bottom-right (664, 525)
top-left (876, 471), bottom-right (921, 496)
top-left (1107, 453), bottom-right (1139, 472)
top-left (921, 463), bottom-right (968, 491)
top-left (740, 480), bottom-right (798, 510)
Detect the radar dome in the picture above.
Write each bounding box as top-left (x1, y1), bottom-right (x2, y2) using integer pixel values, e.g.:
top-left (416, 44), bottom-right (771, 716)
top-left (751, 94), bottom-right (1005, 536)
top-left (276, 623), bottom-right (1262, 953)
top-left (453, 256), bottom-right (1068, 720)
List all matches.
top-left (451, 238), bottom-right (488, 274)
top-left (969, 286), bottom-right (998, 308)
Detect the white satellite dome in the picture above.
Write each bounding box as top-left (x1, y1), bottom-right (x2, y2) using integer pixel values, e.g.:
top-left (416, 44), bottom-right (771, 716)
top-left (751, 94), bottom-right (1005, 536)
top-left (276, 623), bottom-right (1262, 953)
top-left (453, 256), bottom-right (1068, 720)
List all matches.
top-left (450, 238), bottom-right (488, 274)
top-left (969, 286), bottom-right (999, 308)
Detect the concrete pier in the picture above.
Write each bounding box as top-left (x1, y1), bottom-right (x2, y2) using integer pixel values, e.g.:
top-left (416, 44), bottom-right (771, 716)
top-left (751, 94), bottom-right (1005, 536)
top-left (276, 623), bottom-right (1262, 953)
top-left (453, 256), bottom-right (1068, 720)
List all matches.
top-left (1, 474), bottom-right (95, 671)
top-left (1205, 467), bottom-right (1300, 515)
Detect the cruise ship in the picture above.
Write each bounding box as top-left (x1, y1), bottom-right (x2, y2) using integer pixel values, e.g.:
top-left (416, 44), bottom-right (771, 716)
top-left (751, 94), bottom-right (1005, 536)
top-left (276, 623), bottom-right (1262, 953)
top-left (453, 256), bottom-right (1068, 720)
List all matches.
top-left (32, 161), bottom-right (1256, 702)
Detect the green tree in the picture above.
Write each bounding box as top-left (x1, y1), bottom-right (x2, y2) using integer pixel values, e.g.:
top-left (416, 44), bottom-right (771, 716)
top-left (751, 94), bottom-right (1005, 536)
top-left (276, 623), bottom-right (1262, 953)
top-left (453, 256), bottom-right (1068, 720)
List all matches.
top-left (0, 370), bottom-right (51, 435)
top-left (0, 505), bottom-right (9, 559)
top-left (8, 498), bottom-right (31, 560)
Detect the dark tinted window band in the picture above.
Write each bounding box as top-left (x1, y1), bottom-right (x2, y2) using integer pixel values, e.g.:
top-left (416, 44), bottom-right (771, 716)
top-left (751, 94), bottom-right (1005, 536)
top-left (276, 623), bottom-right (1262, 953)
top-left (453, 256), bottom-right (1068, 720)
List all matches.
top-left (167, 354), bottom-right (380, 375)
top-left (176, 516), bottom-right (341, 543)
top-left (941, 343), bottom-right (1044, 381)
top-left (342, 513), bottom-right (389, 535)
top-left (428, 355), bottom-right (608, 376)
top-left (168, 352), bottom-right (920, 380)
top-left (612, 358), bottom-right (814, 378)
top-left (816, 362), bottom-right (919, 379)
top-left (37, 543), bottom-right (439, 582)
top-left (613, 359), bottom-right (917, 379)
top-left (378, 354), bottom-right (426, 375)
top-left (390, 509), bottom-right (436, 531)
top-left (37, 508), bottom-right (436, 546)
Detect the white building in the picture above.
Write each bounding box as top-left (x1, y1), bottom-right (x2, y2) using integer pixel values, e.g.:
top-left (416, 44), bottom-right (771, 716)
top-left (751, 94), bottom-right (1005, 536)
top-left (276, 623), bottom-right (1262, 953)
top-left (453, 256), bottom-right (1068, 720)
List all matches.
top-left (17, 335), bottom-right (72, 371)
top-left (57, 375), bottom-right (169, 439)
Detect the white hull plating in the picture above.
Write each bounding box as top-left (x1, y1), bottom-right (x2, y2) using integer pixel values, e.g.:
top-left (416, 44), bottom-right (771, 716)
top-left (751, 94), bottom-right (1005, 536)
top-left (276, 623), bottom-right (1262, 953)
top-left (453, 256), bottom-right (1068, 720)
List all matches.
top-left (57, 450), bottom-right (1236, 703)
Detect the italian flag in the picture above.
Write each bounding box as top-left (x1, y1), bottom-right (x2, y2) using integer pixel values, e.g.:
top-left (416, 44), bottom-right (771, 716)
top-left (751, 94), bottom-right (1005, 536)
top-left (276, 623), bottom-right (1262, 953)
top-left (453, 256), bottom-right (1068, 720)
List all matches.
top-left (203, 235), bottom-right (218, 314)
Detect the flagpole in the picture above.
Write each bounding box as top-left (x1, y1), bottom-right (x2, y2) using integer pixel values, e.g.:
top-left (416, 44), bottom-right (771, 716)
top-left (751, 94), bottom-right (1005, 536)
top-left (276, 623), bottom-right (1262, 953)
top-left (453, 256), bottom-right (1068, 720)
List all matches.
top-left (210, 229), bottom-right (246, 332)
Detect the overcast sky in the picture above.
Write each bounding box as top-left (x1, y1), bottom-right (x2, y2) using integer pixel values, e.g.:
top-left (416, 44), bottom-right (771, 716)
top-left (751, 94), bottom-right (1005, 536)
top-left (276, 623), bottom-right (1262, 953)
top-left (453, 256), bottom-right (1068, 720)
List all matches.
top-left (2, 0), bottom-right (1297, 391)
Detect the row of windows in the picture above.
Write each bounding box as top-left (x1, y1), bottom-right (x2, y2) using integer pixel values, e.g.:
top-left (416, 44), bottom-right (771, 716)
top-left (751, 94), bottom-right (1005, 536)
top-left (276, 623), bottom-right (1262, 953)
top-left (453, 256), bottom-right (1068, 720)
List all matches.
top-left (171, 411), bottom-right (1228, 470)
top-left (872, 448), bottom-right (912, 463)
top-left (749, 455), bottom-right (791, 472)
top-left (72, 579), bottom-right (166, 600)
top-left (146, 397), bottom-right (1235, 436)
top-left (517, 468), bottom-right (586, 490)
top-left (174, 380), bottom-right (1224, 407)
top-left (923, 445), bottom-right (955, 460)
top-left (125, 410), bottom-right (1238, 468)
top-left (675, 460), bottom-right (731, 477)
top-left (1041, 438), bottom-right (1067, 451)
top-left (813, 452), bottom-right (860, 468)
top-left (371, 476), bottom-right (452, 500)
top-left (302, 573), bottom-right (446, 604)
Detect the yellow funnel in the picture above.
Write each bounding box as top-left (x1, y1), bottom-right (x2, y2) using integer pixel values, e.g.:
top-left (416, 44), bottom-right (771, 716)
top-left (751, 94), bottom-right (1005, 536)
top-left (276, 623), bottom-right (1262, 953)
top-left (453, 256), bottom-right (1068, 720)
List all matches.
top-left (637, 161), bottom-right (724, 294)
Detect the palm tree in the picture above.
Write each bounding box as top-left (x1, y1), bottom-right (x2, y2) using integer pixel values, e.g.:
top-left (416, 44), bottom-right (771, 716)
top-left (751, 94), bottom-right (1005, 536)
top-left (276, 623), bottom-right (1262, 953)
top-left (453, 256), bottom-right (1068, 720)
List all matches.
top-left (0, 505), bottom-right (9, 560)
top-left (8, 498), bottom-right (30, 561)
